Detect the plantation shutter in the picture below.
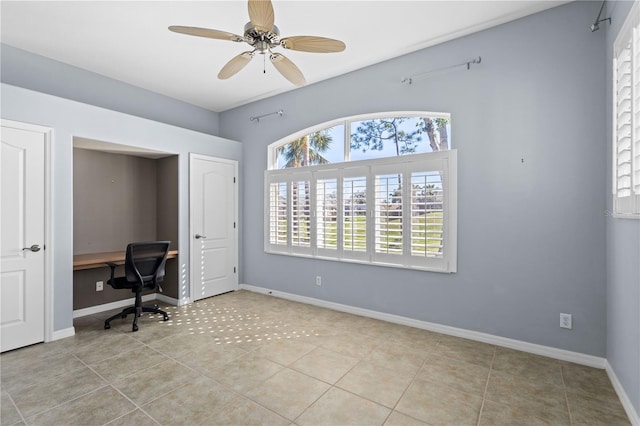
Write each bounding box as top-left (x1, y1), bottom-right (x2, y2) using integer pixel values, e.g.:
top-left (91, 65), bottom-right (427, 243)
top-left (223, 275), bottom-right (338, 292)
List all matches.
top-left (614, 3), bottom-right (640, 217)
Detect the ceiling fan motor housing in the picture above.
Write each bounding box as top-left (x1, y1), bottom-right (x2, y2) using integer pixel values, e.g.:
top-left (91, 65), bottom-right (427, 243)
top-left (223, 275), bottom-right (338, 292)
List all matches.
top-left (244, 22), bottom-right (280, 54)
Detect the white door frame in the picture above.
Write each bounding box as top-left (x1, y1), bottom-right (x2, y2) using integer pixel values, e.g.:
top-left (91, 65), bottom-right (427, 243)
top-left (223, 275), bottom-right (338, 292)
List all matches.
top-left (1, 119), bottom-right (54, 344)
top-left (188, 153), bottom-right (239, 303)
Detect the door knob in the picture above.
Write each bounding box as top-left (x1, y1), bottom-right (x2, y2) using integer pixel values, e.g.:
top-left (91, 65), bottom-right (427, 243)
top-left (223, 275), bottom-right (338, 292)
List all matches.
top-left (195, 234), bottom-right (207, 239)
top-left (22, 244), bottom-right (41, 252)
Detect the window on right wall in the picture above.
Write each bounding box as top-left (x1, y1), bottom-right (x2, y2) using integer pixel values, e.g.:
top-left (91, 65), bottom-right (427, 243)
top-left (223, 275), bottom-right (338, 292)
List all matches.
top-left (613, 1), bottom-right (640, 218)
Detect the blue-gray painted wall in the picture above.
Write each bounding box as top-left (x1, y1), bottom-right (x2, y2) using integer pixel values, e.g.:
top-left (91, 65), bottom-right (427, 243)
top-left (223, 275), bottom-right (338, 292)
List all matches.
top-left (605, 0), bottom-right (640, 416)
top-left (220, 1), bottom-right (608, 357)
top-left (1, 43), bottom-right (220, 136)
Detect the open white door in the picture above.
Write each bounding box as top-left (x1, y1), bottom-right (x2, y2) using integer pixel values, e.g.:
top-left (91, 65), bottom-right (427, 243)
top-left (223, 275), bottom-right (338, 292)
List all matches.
top-left (190, 154), bottom-right (238, 301)
top-left (1, 120), bottom-right (49, 352)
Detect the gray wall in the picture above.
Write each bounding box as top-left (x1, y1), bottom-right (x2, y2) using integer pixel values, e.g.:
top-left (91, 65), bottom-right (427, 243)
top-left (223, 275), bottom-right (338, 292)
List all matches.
top-left (157, 155), bottom-right (179, 252)
top-left (73, 148), bottom-right (158, 254)
top-left (605, 0), bottom-right (640, 416)
top-left (1, 44), bottom-right (220, 136)
top-left (220, 2), bottom-right (607, 356)
top-left (1, 82), bottom-right (241, 332)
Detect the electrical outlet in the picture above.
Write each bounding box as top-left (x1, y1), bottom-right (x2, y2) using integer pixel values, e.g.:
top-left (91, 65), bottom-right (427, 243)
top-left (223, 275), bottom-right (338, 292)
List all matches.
top-left (560, 313), bottom-right (572, 329)
top-left (315, 276), bottom-right (322, 286)
top-left (96, 281), bottom-right (103, 292)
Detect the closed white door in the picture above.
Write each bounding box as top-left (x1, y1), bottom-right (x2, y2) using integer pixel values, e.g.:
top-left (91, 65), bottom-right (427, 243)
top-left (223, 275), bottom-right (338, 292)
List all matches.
top-left (1, 121), bottom-right (47, 352)
top-left (190, 154), bottom-right (238, 301)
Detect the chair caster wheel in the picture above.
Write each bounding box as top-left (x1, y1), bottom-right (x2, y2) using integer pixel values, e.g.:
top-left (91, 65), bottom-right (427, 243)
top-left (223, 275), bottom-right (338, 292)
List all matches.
top-left (132, 324), bottom-right (139, 332)
top-left (163, 315), bottom-right (169, 322)
top-left (104, 323), bottom-right (111, 330)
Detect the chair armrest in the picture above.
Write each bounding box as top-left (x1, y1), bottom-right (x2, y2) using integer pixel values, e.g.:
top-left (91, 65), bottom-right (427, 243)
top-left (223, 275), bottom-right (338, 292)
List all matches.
top-left (106, 262), bottom-right (118, 283)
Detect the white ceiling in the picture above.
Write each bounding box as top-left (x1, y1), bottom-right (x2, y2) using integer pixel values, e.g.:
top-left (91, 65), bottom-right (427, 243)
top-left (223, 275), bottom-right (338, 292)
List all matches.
top-left (1, 1), bottom-right (568, 113)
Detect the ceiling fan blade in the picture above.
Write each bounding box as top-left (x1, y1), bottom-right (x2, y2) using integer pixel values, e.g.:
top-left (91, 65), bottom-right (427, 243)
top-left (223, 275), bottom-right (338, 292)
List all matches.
top-left (270, 53), bottom-right (306, 86)
top-left (280, 36), bottom-right (346, 53)
top-left (248, 0), bottom-right (275, 33)
top-left (218, 51), bottom-right (254, 80)
top-left (169, 26), bottom-right (244, 42)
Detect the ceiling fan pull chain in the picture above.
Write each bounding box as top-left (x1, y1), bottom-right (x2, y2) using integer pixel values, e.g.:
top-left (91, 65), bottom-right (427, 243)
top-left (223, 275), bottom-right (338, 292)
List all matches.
top-left (263, 53), bottom-right (266, 74)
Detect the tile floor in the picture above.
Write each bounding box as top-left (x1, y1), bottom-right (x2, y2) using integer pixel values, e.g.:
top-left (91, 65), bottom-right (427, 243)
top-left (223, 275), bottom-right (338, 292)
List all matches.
top-left (0, 290), bottom-right (631, 426)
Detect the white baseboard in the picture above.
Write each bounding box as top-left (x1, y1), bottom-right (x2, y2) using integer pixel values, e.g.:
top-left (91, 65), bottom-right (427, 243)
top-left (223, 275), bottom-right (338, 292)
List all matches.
top-left (73, 294), bottom-right (158, 318)
top-left (605, 360), bottom-right (640, 426)
top-left (239, 283), bottom-right (606, 369)
top-left (49, 326), bottom-right (75, 342)
top-left (156, 293), bottom-right (181, 306)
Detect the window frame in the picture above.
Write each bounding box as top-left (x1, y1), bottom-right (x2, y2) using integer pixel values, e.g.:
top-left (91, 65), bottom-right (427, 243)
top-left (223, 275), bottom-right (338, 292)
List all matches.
top-left (264, 150), bottom-right (457, 273)
top-left (613, 1), bottom-right (640, 218)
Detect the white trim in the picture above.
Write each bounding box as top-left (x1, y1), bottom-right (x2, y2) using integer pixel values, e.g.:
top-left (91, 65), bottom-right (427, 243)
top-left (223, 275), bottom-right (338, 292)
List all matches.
top-left (50, 327), bottom-right (75, 341)
top-left (605, 360), bottom-right (640, 426)
top-left (239, 283), bottom-right (606, 369)
top-left (0, 119), bottom-right (54, 345)
top-left (72, 294), bottom-right (157, 318)
top-left (156, 292), bottom-right (181, 306)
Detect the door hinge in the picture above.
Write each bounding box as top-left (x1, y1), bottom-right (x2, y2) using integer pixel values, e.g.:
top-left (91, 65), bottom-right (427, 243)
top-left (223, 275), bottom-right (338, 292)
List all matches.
top-left (233, 222), bottom-right (236, 229)
top-left (233, 177), bottom-right (236, 183)
top-left (234, 266), bottom-right (237, 273)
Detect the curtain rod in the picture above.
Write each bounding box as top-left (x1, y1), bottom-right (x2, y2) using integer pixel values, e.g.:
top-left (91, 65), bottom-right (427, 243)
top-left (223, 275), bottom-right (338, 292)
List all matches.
top-left (401, 56), bottom-right (482, 85)
top-left (250, 109), bottom-right (284, 122)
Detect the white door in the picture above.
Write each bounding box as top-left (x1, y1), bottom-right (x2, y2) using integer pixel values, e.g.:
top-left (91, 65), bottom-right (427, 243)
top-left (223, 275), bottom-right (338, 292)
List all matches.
top-left (190, 154), bottom-right (238, 301)
top-left (1, 121), bottom-right (47, 352)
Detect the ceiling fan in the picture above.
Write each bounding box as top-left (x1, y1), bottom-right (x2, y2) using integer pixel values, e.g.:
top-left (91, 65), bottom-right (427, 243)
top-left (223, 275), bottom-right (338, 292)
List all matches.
top-left (169, 0), bottom-right (346, 86)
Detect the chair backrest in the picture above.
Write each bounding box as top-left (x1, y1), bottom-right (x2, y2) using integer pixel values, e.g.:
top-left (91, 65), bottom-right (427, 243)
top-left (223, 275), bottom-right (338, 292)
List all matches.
top-left (124, 241), bottom-right (170, 287)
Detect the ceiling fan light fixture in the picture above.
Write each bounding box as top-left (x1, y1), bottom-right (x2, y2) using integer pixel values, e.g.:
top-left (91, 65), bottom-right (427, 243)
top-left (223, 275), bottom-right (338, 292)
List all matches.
top-left (169, 0), bottom-right (345, 85)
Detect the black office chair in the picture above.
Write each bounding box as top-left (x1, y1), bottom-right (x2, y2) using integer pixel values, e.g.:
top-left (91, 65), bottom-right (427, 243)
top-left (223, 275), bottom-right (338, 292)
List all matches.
top-left (104, 241), bottom-right (171, 332)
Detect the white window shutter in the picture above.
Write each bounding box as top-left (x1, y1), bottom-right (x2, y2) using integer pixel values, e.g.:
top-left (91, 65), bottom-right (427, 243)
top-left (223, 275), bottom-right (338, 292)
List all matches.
top-left (614, 3), bottom-right (640, 217)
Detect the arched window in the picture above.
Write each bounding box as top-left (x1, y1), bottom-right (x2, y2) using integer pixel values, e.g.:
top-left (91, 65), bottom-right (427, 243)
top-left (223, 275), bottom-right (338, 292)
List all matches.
top-left (268, 112), bottom-right (451, 169)
top-left (265, 112), bottom-right (457, 273)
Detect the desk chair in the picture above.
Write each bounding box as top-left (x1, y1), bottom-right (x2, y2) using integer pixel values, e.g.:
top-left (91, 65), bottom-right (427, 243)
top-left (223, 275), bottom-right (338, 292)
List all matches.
top-left (104, 241), bottom-right (171, 332)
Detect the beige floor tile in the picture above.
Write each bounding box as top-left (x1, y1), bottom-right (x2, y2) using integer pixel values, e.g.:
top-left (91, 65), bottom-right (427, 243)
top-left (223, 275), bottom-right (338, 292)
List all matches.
top-left (296, 387), bottom-right (391, 426)
top-left (417, 353), bottom-right (489, 395)
top-left (1, 391), bottom-right (22, 426)
top-left (11, 367), bottom-right (106, 419)
top-left (318, 332), bottom-right (380, 358)
top-left (106, 409), bottom-right (160, 426)
top-left (566, 390), bottom-right (631, 425)
top-left (92, 347), bottom-right (169, 383)
top-left (252, 339), bottom-right (317, 365)
top-left (208, 351), bottom-right (283, 393)
top-left (396, 377), bottom-right (482, 425)
top-left (143, 376), bottom-right (235, 425)
top-left (492, 347), bottom-right (563, 386)
top-left (26, 386), bottom-right (136, 426)
top-left (112, 359), bottom-right (198, 405)
top-left (207, 395), bottom-right (290, 425)
top-left (72, 332), bottom-right (145, 365)
top-left (485, 369), bottom-right (570, 423)
top-left (435, 335), bottom-right (496, 367)
top-left (245, 367), bottom-right (330, 420)
top-left (336, 361), bottom-right (414, 408)
top-left (172, 341), bottom-right (248, 373)
top-left (291, 346), bottom-right (359, 384)
top-left (365, 340), bottom-right (427, 375)
top-left (384, 411), bottom-right (428, 426)
top-left (0, 351), bottom-right (86, 393)
top-left (561, 362), bottom-right (619, 401)
top-left (479, 400), bottom-right (567, 425)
